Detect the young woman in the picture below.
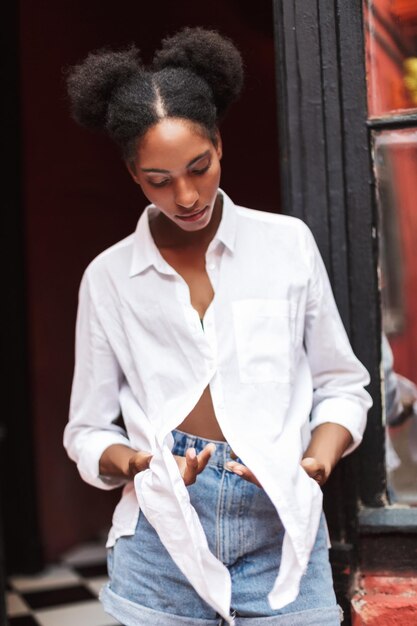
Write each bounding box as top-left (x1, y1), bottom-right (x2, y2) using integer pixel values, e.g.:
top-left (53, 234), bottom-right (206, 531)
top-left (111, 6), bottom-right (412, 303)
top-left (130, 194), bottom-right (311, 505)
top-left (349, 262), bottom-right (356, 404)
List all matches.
top-left (64, 28), bottom-right (372, 626)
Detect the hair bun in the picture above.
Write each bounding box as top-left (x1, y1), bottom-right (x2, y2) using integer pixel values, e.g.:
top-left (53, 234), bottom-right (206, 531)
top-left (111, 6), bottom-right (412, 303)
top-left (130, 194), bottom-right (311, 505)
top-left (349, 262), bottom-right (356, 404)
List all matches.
top-left (153, 27), bottom-right (243, 118)
top-left (66, 46), bottom-right (142, 131)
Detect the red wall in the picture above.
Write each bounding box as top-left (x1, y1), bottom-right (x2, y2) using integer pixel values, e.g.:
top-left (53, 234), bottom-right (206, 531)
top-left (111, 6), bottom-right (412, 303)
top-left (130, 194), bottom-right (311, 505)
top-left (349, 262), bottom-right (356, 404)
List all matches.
top-left (388, 144), bottom-right (417, 386)
top-left (364, 0), bottom-right (417, 383)
top-left (364, 0), bottom-right (417, 117)
top-left (19, 0), bottom-right (281, 560)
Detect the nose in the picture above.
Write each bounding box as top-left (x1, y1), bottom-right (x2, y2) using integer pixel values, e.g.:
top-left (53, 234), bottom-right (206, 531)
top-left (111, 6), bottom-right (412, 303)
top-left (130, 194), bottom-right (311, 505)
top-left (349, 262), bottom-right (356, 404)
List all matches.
top-left (174, 178), bottom-right (199, 210)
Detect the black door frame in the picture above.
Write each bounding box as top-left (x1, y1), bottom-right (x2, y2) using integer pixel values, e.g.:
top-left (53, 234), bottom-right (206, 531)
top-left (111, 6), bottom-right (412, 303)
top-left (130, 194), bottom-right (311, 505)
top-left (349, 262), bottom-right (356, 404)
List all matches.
top-left (272, 1), bottom-right (382, 620)
top-left (273, 0), bottom-right (383, 501)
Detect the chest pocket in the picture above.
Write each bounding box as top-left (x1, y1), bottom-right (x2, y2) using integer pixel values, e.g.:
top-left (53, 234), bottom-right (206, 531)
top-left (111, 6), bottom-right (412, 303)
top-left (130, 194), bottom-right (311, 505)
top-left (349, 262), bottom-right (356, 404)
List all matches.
top-left (232, 299), bottom-right (293, 384)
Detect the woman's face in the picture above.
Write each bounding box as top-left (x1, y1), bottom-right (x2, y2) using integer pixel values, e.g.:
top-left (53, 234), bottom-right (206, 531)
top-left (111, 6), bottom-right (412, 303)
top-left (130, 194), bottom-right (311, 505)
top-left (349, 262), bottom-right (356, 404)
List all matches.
top-left (128, 118), bottom-right (222, 232)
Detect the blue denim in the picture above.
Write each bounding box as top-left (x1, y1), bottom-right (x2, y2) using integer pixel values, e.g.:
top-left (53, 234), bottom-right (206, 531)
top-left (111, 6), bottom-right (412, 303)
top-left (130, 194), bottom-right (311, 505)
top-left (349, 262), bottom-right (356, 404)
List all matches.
top-left (100, 430), bottom-right (341, 625)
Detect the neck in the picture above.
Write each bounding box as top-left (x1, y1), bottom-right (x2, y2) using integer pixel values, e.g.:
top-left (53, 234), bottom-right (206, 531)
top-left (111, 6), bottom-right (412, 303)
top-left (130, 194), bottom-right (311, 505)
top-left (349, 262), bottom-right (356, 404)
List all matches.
top-left (150, 193), bottom-right (223, 250)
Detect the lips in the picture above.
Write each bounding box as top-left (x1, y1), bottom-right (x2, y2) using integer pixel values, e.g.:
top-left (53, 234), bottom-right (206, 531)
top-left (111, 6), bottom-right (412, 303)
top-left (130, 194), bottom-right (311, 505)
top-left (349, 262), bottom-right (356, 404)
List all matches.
top-left (176, 206), bottom-right (208, 222)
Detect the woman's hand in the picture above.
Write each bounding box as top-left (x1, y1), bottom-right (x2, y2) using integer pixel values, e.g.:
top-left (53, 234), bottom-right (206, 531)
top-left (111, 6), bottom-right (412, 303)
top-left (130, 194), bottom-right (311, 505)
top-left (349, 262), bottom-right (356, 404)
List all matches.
top-left (99, 444), bottom-right (153, 480)
top-left (300, 457), bottom-right (331, 486)
top-left (100, 443), bottom-right (215, 484)
top-left (128, 445), bottom-right (216, 486)
top-left (224, 459), bottom-right (262, 488)
top-left (301, 422), bottom-right (353, 487)
top-left (127, 450), bottom-right (154, 479)
top-left (174, 444), bottom-right (216, 485)
top-left (225, 456), bottom-right (331, 488)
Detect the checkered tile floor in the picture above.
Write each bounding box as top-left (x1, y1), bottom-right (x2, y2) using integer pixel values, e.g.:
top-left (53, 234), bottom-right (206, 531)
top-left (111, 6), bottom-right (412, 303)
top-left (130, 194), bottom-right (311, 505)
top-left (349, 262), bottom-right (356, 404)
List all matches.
top-left (6, 541), bottom-right (120, 625)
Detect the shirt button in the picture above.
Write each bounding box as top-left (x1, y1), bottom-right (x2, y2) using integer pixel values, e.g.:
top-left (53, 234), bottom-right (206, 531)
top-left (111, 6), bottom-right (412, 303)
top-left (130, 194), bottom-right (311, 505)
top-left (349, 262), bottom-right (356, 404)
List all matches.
top-left (208, 262), bottom-right (216, 270)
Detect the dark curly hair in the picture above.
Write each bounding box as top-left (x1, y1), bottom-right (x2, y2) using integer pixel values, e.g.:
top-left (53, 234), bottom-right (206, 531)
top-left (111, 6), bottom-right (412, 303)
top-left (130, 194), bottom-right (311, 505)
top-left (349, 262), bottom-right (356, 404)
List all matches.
top-left (66, 27), bottom-right (244, 162)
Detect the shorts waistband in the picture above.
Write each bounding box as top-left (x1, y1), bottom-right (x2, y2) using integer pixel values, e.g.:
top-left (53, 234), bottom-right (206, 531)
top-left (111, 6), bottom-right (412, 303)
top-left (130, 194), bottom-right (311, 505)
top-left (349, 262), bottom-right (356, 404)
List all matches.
top-left (172, 429), bottom-right (239, 467)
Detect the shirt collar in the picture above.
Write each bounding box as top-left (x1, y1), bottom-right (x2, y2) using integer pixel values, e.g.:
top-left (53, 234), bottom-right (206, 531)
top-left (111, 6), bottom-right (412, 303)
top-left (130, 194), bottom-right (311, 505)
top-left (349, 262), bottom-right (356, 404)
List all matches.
top-left (212, 188), bottom-right (237, 254)
top-left (129, 188), bottom-right (237, 277)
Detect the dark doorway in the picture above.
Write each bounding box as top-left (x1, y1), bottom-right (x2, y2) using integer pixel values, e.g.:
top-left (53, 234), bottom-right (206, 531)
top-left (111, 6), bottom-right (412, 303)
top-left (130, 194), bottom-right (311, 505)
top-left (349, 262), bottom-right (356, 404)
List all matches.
top-left (6, 0), bottom-right (280, 575)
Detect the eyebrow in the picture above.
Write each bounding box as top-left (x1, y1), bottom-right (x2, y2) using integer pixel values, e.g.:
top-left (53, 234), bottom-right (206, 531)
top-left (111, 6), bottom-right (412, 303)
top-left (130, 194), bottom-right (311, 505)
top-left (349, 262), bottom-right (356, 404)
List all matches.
top-left (141, 150), bottom-right (211, 173)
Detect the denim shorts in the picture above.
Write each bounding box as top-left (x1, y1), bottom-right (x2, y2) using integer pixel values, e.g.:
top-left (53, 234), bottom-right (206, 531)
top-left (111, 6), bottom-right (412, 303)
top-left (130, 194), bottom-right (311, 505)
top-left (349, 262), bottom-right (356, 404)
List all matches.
top-left (100, 430), bottom-right (342, 625)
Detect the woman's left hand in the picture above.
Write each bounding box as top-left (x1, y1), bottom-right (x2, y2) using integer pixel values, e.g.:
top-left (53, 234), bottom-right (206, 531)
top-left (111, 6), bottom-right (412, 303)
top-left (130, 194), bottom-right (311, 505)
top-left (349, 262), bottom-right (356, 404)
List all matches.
top-left (224, 460), bottom-right (262, 488)
top-left (225, 456), bottom-right (331, 488)
top-left (300, 457), bottom-right (331, 487)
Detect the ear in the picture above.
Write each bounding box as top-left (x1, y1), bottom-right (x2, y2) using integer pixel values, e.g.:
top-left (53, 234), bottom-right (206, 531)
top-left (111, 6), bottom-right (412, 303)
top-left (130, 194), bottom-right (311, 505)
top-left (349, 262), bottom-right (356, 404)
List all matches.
top-left (126, 159), bottom-right (140, 184)
top-left (214, 130), bottom-right (223, 160)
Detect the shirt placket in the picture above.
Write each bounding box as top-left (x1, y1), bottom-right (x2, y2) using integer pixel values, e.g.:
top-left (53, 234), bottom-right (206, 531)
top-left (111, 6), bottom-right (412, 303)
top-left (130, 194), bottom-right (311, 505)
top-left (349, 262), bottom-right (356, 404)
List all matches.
top-left (205, 244), bottom-right (228, 424)
top-left (173, 267), bottom-right (216, 375)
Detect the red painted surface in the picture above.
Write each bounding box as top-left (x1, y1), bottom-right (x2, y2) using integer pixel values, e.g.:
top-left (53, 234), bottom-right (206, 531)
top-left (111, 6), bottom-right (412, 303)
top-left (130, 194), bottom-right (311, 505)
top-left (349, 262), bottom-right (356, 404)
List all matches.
top-left (351, 573), bottom-right (417, 625)
top-left (387, 143), bottom-right (417, 388)
top-left (364, 0), bottom-right (417, 117)
top-left (365, 1), bottom-right (417, 386)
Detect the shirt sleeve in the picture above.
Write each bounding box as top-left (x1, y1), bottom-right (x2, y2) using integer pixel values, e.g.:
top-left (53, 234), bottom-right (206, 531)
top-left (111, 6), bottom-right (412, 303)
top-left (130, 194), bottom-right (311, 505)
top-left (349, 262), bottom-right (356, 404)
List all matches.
top-left (302, 224), bottom-right (373, 456)
top-left (63, 270), bottom-right (131, 489)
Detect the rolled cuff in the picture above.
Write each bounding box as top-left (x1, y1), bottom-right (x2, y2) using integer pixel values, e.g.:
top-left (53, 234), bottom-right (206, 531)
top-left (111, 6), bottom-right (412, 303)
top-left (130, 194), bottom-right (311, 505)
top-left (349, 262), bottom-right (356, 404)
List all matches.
top-left (310, 397), bottom-right (366, 457)
top-left (77, 431), bottom-right (131, 490)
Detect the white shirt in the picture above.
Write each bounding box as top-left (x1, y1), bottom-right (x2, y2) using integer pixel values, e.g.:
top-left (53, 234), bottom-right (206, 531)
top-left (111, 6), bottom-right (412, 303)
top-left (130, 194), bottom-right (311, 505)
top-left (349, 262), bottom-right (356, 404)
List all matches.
top-left (64, 189), bottom-right (372, 623)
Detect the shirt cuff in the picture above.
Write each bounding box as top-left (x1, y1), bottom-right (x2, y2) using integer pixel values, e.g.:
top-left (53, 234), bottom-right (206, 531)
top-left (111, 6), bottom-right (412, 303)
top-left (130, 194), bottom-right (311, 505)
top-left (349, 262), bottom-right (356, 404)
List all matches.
top-left (310, 397), bottom-right (366, 457)
top-left (77, 431), bottom-right (132, 490)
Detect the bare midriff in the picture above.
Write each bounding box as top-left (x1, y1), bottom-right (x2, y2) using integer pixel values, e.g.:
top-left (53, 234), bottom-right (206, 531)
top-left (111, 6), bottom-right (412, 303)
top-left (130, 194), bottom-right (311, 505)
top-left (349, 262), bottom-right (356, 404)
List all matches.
top-left (177, 386), bottom-right (226, 441)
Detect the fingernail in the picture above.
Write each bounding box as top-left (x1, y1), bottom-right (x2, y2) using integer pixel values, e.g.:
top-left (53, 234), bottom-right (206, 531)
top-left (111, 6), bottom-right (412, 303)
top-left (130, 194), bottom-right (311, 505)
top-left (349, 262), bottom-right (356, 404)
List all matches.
top-left (207, 443), bottom-right (216, 454)
top-left (188, 448), bottom-right (196, 459)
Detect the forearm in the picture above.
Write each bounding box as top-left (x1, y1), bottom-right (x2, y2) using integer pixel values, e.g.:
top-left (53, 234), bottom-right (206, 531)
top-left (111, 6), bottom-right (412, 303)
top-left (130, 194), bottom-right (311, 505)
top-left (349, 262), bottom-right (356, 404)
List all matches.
top-left (303, 422), bottom-right (353, 475)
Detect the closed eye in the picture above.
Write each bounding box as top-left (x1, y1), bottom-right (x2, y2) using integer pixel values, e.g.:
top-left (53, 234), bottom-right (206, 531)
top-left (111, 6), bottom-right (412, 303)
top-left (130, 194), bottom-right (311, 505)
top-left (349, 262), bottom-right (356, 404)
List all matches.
top-left (146, 178), bottom-right (170, 188)
top-left (191, 163), bottom-right (211, 176)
